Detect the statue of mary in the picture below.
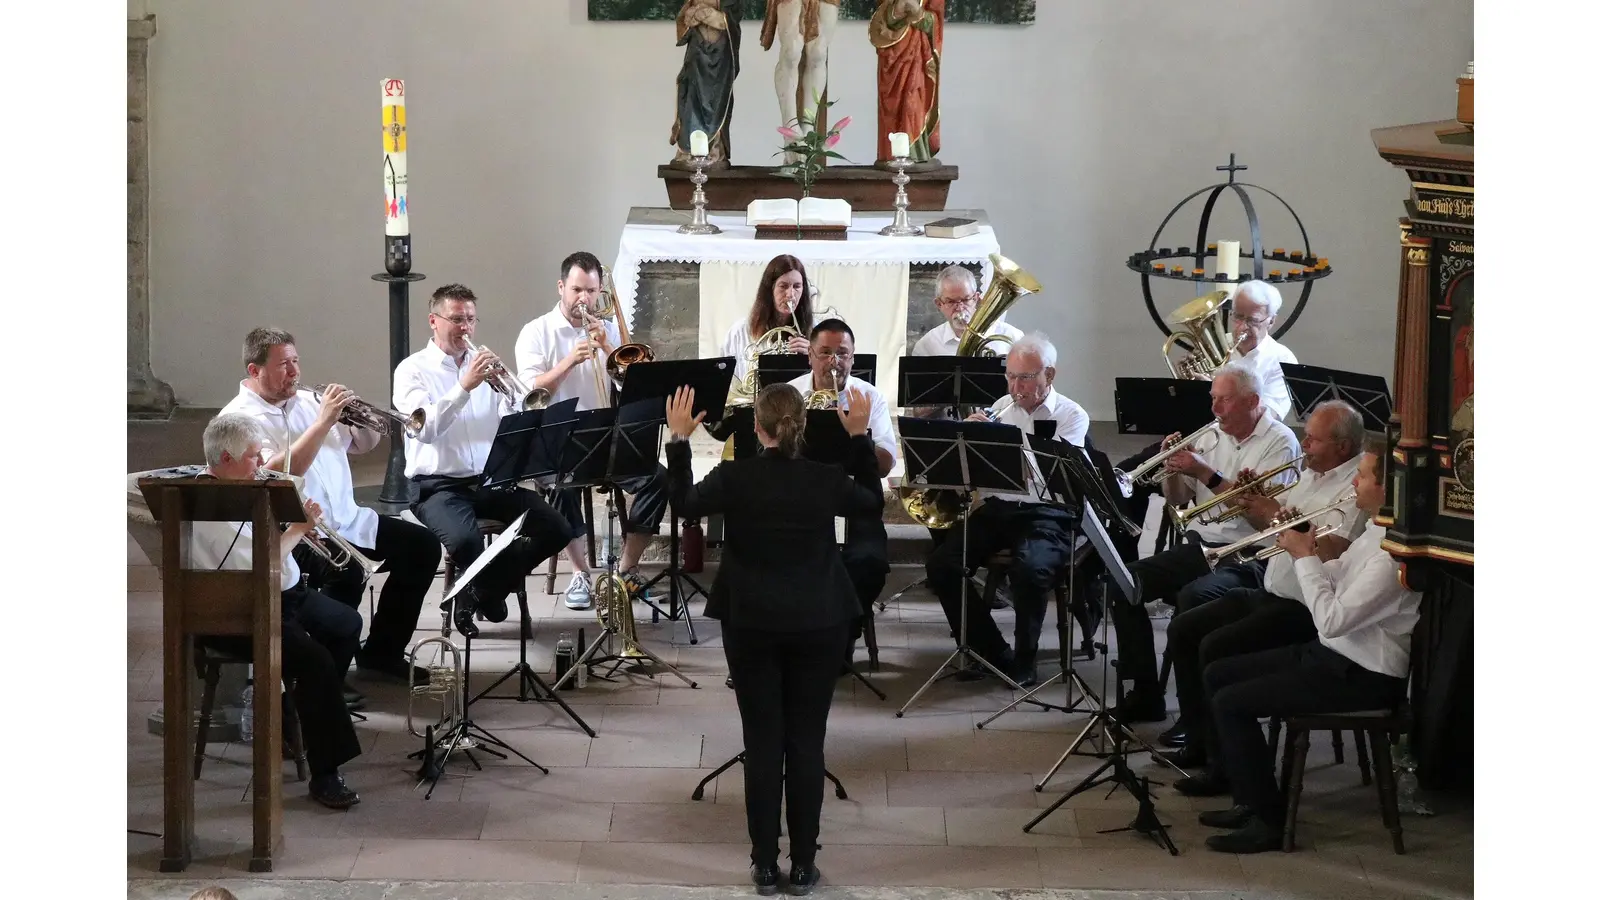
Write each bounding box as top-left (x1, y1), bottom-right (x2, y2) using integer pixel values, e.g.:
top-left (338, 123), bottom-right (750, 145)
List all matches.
top-left (669, 0), bottom-right (742, 169)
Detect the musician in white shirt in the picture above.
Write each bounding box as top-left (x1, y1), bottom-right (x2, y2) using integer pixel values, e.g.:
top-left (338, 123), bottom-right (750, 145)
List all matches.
top-left (909, 264), bottom-right (1023, 360)
top-left (1159, 399), bottom-right (1368, 758)
top-left (513, 251), bottom-right (672, 609)
top-left (925, 333), bottom-right (1088, 686)
top-left (1110, 360), bottom-right (1301, 722)
top-left (188, 413), bottom-right (365, 809)
top-left (221, 327), bottom-right (438, 684)
top-left (394, 283), bottom-right (575, 638)
top-left (719, 254), bottom-right (814, 388)
top-left (1224, 280), bottom-right (1298, 421)
top-left (1185, 446), bottom-right (1419, 854)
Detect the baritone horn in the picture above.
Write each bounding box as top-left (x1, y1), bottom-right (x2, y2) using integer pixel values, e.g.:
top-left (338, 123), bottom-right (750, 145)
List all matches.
top-left (1111, 419), bottom-right (1221, 498)
top-left (1167, 456), bottom-right (1305, 530)
top-left (310, 384), bottom-right (426, 438)
top-left (954, 252), bottom-right (1044, 358)
top-left (463, 337), bottom-right (550, 410)
top-left (1162, 291), bottom-right (1236, 380)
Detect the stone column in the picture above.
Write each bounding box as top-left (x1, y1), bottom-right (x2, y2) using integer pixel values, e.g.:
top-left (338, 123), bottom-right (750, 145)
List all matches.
top-left (128, 15), bottom-right (176, 419)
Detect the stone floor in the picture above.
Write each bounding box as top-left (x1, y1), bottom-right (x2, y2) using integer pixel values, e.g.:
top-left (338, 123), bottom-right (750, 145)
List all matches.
top-left (126, 416), bottom-right (1473, 898)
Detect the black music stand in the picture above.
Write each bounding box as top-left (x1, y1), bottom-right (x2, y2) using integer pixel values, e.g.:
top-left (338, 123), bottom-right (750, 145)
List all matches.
top-left (547, 400), bottom-right (698, 690)
top-left (618, 357), bottom-right (737, 641)
top-left (1114, 378), bottom-right (1214, 436)
top-left (897, 355), bottom-right (1007, 414)
top-left (893, 416), bottom-right (1034, 716)
top-left (691, 750), bottom-right (849, 802)
top-left (466, 408), bottom-right (597, 736)
top-left (1023, 506), bottom-right (1180, 855)
top-left (1280, 363), bottom-right (1392, 430)
top-left (757, 353), bottom-right (878, 389)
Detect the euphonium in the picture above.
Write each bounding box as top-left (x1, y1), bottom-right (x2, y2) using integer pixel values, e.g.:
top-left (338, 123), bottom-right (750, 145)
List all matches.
top-left (1162, 291), bottom-right (1236, 380)
top-left (311, 383), bottom-right (426, 438)
top-left (953, 252), bottom-right (1043, 358)
top-left (1111, 419), bottom-right (1222, 498)
top-left (463, 337), bottom-right (550, 410)
top-left (591, 264), bottom-right (656, 383)
top-left (1201, 491), bottom-right (1355, 568)
top-left (593, 570), bottom-right (648, 660)
top-left (1168, 456), bottom-right (1305, 530)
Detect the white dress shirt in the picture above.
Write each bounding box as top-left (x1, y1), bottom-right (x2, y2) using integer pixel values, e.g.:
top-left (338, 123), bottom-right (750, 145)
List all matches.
top-left (1229, 335), bottom-right (1298, 420)
top-left (1262, 454), bottom-right (1364, 601)
top-left (393, 340), bottom-right (515, 479)
top-left (981, 388), bottom-right (1090, 503)
top-left (515, 305), bottom-right (622, 412)
top-left (911, 319), bottom-right (1024, 357)
top-left (787, 372), bottom-right (899, 463)
top-left (1181, 414), bottom-right (1302, 546)
top-left (1292, 522), bottom-right (1421, 678)
top-left (188, 520), bottom-right (302, 593)
top-left (220, 382), bottom-right (380, 549)
top-left (721, 320), bottom-right (757, 384)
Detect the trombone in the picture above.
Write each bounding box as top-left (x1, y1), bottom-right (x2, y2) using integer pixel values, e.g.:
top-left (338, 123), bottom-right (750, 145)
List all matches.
top-left (1112, 419), bottom-right (1221, 498)
top-left (310, 383), bottom-right (425, 439)
top-left (463, 337), bottom-right (550, 410)
top-left (1167, 456), bottom-right (1304, 530)
top-left (1200, 491), bottom-right (1355, 568)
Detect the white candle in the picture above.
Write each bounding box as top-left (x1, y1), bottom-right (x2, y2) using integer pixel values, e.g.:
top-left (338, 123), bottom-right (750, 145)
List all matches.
top-left (382, 78), bottom-right (409, 237)
top-left (1216, 240), bottom-right (1240, 284)
top-left (889, 132), bottom-right (910, 158)
top-left (689, 129), bottom-right (709, 157)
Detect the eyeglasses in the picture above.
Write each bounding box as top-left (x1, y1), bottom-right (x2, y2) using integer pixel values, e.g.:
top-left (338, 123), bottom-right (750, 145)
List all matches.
top-left (1005, 370), bottom-right (1043, 383)
top-left (1233, 315), bottom-right (1271, 327)
top-left (937, 295), bottom-right (976, 307)
top-left (813, 348), bottom-right (853, 361)
top-left (434, 315), bottom-right (478, 327)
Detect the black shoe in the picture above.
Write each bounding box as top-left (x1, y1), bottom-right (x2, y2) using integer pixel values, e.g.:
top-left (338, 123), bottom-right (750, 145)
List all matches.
top-left (342, 683), bottom-right (366, 711)
top-left (1174, 772), bottom-right (1232, 797)
top-left (1199, 804), bottom-right (1255, 830)
top-left (787, 863), bottom-right (821, 896)
top-left (750, 863), bottom-right (779, 896)
top-left (725, 675), bottom-right (735, 690)
top-left (1158, 721), bottom-right (1188, 748)
top-left (445, 594), bottom-right (481, 639)
top-left (1204, 815), bottom-right (1282, 854)
top-left (356, 653), bottom-right (430, 686)
top-left (471, 587), bottom-right (509, 624)
top-left (1009, 661), bottom-right (1039, 688)
top-left (1110, 686), bottom-right (1166, 723)
top-left (1157, 744), bottom-right (1207, 771)
top-left (309, 773), bottom-right (360, 810)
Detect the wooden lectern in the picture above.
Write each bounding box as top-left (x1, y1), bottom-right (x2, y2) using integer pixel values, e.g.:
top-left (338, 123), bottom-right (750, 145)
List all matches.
top-left (137, 474), bottom-right (305, 873)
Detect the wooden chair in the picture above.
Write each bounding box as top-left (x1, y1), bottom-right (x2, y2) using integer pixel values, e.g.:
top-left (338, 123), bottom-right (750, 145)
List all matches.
top-left (443, 518), bottom-right (536, 642)
top-left (192, 642), bottom-right (307, 782)
top-left (1271, 704), bottom-right (1408, 854)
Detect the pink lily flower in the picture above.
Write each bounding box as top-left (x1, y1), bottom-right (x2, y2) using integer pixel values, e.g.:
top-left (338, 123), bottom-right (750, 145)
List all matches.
top-left (832, 116), bottom-right (852, 132)
top-left (825, 132), bottom-right (841, 149)
top-left (777, 126), bottom-right (800, 140)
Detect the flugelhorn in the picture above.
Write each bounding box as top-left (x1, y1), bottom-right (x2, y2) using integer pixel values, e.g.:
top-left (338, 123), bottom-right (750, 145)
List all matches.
top-left (311, 383), bottom-right (425, 438)
top-left (1168, 456), bottom-right (1305, 530)
top-left (1201, 491), bottom-right (1355, 568)
top-left (463, 337), bottom-right (550, 410)
top-left (1112, 419), bottom-right (1222, 498)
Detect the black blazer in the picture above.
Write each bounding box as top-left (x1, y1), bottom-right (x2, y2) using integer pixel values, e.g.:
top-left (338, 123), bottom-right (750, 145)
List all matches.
top-left (666, 433), bottom-right (883, 632)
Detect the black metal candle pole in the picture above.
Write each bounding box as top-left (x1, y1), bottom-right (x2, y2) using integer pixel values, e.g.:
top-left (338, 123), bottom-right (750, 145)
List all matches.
top-left (372, 233), bottom-right (424, 514)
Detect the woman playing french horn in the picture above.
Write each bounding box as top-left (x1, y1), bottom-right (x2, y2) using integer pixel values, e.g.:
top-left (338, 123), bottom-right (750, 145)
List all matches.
top-left (720, 254), bottom-right (815, 401)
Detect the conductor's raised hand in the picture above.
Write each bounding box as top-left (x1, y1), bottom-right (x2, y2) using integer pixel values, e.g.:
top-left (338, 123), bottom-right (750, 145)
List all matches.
top-left (838, 387), bottom-right (871, 437)
top-left (667, 386), bottom-right (704, 440)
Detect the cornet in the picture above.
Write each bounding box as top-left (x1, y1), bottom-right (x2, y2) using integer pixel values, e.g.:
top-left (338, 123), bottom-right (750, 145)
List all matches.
top-left (1201, 490), bottom-right (1355, 568)
top-left (1168, 456), bottom-right (1304, 530)
top-left (1112, 419), bottom-right (1222, 498)
top-left (311, 383), bottom-right (425, 438)
top-left (463, 337), bottom-right (550, 410)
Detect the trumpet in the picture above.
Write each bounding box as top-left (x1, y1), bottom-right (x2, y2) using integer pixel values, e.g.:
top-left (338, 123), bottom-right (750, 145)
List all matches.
top-left (310, 383), bottom-right (425, 438)
top-left (463, 337), bottom-right (550, 410)
top-left (1168, 456), bottom-right (1304, 530)
top-left (1112, 419), bottom-right (1221, 498)
top-left (1201, 491), bottom-right (1355, 568)
top-left (290, 487), bottom-right (384, 578)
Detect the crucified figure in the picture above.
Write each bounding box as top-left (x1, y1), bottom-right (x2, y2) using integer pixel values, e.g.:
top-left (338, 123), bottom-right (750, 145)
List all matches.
top-left (761, 0), bottom-right (841, 165)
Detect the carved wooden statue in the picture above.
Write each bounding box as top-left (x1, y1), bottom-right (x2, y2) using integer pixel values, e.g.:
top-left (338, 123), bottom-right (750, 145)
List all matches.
top-left (670, 0), bottom-right (742, 168)
top-left (761, 0), bottom-right (841, 165)
top-left (870, 0), bottom-right (943, 166)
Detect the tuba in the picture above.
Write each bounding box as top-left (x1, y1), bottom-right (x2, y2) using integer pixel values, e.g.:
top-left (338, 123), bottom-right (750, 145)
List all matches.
top-left (591, 265), bottom-right (656, 384)
top-left (1162, 291), bottom-right (1236, 380)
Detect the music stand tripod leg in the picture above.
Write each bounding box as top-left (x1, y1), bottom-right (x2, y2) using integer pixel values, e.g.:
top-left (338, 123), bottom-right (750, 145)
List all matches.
top-left (692, 751), bottom-right (747, 801)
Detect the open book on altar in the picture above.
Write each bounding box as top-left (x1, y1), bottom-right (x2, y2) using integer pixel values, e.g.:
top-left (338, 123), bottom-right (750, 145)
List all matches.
top-left (746, 197), bottom-right (853, 228)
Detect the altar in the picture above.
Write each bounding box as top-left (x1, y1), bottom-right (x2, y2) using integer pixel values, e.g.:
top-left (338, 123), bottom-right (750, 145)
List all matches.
top-left (612, 207), bottom-right (1005, 403)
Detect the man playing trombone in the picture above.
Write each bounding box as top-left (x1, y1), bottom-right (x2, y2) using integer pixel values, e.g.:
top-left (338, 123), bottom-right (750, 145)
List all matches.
top-left (514, 251), bottom-right (671, 610)
top-left (221, 327), bottom-right (439, 687)
top-left (395, 283), bottom-right (575, 637)
top-left (1109, 360), bottom-right (1299, 722)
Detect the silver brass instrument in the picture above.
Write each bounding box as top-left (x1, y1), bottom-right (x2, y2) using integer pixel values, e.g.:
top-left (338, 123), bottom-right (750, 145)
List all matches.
top-left (304, 515), bottom-right (384, 578)
top-left (1201, 491), bottom-right (1355, 568)
top-left (463, 337), bottom-right (550, 410)
top-left (1112, 419), bottom-right (1222, 498)
top-left (1168, 456), bottom-right (1305, 530)
top-left (405, 634), bottom-right (467, 745)
top-left (310, 383), bottom-right (425, 439)
top-left (1162, 291), bottom-right (1236, 380)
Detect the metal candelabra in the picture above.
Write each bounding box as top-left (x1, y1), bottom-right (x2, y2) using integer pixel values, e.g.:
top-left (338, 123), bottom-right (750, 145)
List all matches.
top-left (678, 156), bottom-right (722, 235)
top-left (879, 157), bottom-right (923, 236)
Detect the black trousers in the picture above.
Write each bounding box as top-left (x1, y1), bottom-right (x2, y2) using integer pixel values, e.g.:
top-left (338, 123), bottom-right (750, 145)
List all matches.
top-left (205, 585), bottom-right (364, 777)
top-left (926, 500), bottom-right (1077, 670)
top-left (1110, 538), bottom-right (1265, 687)
top-left (292, 515), bottom-right (441, 664)
top-left (1205, 641), bottom-right (1407, 827)
top-left (1169, 588), bottom-right (1317, 769)
top-left (410, 477), bottom-right (573, 607)
top-left (842, 516), bottom-right (889, 640)
top-left (547, 464), bottom-right (671, 538)
top-left (724, 622), bottom-right (852, 868)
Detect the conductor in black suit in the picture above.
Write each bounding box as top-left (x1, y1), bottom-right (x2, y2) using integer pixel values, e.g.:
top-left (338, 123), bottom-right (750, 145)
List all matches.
top-left (665, 382), bottom-right (882, 897)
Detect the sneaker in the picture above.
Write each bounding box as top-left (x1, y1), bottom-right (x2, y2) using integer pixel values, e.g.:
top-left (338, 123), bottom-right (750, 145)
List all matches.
top-left (565, 571), bottom-right (593, 610)
top-left (620, 568), bottom-right (653, 603)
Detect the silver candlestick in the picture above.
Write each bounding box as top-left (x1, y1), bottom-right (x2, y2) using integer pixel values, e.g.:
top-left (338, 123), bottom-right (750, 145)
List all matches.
top-left (879, 157), bottom-right (924, 236)
top-left (678, 155), bottom-right (722, 235)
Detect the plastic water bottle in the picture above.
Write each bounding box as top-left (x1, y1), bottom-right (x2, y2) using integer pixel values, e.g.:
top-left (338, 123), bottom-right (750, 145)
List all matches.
top-left (237, 682), bottom-right (254, 743)
top-left (554, 632), bottom-right (575, 687)
top-left (1393, 738), bottom-right (1435, 816)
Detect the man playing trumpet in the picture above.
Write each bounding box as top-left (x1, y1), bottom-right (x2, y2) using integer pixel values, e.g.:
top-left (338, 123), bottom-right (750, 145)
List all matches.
top-left (1109, 360), bottom-right (1299, 722)
top-left (514, 251), bottom-right (671, 610)
top-left (221, 327), bottom-right (438, 687)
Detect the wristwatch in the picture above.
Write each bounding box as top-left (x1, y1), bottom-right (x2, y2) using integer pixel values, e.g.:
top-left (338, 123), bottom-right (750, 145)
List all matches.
top-left (1205, 470), bottom-right (1224, 490)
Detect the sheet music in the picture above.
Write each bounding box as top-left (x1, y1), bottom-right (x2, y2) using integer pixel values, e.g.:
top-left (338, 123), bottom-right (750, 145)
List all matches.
top-left (443, 511), bottom-right (529, 602)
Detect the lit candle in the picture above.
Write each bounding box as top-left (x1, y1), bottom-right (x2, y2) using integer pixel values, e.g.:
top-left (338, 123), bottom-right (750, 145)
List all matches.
top-left (1215, 239), bottom-right (1240, 286)
top-left (381, 78), bottom-right (410, 275)
top-left (889, 132), bottom-right (910, 158)
top-left (690, 129), bottom-right (709, 157)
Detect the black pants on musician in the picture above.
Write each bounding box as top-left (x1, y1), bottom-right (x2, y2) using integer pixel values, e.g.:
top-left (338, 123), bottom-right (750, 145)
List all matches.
top-left (1111, 536), bottom-right (1266, 689)
top-left (1167, 588), bottom-right (1317, 772)
top-left (1205, 641), bottom-right (1408, 827)
top-left (926, 500), bottom-right (1078, 673)
top-left (842, 516), bottom-right (889, 648)
top-left (292, 515), bottom-right (441, 665)
top-left (547, 464), bottom-right (671, 539)
top-left (205, 585), bottom-right (363, 778)
top-left (410, 476), bottom-right (573, 612)
top-left (724, 622), bottom-right (852, 869)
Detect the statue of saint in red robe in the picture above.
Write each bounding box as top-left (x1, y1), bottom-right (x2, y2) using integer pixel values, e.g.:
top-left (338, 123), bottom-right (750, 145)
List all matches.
top-left (869, 0), bottom-right (943, 165)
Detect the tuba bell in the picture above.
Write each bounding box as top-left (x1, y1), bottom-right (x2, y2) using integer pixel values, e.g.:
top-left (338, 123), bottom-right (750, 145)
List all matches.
top-left (953, 252), bottom-right (1043, 358)
top-left (592, 265), bottom-right (656, 384)
top-left (1162, 291), bottom-right (1236, 380)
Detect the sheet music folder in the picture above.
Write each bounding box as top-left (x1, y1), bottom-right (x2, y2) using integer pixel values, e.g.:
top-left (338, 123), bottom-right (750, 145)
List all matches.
top-left (758, 354), bottom-right (878, 388)
top-left (444, 511), bottom-right (528, 602)
top-left (1114, 377), bottom-right (1214, 436)
top-left (896, 416), bottom-right (1027, 494)
top-left (1280, 363), bottom-right (1392, 430)
top-left (556, 400), bottom-right (664, 489)
top-left (481, 398), bottom-right (580, 490)
top-left (617, 356), bottom-right (736, 425)
top-left (897, 355), bottom-right (1007, 410)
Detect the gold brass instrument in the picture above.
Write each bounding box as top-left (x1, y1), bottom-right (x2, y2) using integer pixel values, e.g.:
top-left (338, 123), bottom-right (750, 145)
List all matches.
top-left (1167, 456), bottom-right (1305, 531)
top-left (805, 368), bottom-right (841, 410)
top-left (591, 265), bottom-right (656, 384)
top-left (728, 316), bottom-right (804, 407)
top-left (592, 570), bottom-right (648, 660)
top-left (1111, 419), bottom-right (1222, 498)
top-left (311, 383), bottom-right (425, 438)
top-left (463, 337), bottom-right (550, 410)
top-left (953, 252), bottom-right (1043, 358)
top-left (898, 397), bottom-right (1018, 529)
top-left (1201, 491), bottom-right (1354, 568)
top-left (1162, 291), bottom-right (1236, 380)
